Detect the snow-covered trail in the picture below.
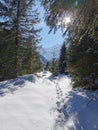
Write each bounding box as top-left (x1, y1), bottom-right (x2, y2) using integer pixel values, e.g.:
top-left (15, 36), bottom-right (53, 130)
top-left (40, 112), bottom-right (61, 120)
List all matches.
top-left (0, 71), bottom-right (98, 130)
top-left (0, 72), bottom-right (70, 130)
top-left (0, 72), bottom-right (55, 130)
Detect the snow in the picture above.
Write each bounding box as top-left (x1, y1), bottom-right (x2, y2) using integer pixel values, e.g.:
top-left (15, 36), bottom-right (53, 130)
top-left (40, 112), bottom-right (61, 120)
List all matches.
top-left (0, 72), bottom-right (98, 130)
top-left (86, 48), bottom-right (98, 53)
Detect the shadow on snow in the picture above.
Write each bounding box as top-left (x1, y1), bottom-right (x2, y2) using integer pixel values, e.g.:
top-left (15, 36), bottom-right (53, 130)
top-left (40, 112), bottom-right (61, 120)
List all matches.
top-left (0, 74), bottom-right (35, 97)
top-left (54, 89), bottom-right (98, 130)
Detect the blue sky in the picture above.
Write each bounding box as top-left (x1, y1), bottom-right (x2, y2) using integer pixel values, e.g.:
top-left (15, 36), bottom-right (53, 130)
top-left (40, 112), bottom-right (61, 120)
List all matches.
top-left (0, 1), bottom-right (64, 48)
top-left (36, 1), bottom-right (64, 48)
top-left (39, 25), bottom-right (64, 48)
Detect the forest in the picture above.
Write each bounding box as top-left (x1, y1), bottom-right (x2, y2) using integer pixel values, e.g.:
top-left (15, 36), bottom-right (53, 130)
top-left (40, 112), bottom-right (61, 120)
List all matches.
top-left (0, 0), bottom-right (98, 89)
top-left (0, 0), bottom-right (42, 80)
top-left (0, 1), bottom-right (98, 130)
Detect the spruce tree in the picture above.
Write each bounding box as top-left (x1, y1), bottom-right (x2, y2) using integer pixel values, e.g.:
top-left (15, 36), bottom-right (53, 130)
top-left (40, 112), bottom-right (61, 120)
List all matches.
top-left (59, 42), bottom-right (66, 74)
top-left (0, 0), bottom-right (41, 81)
top-left (49, 58), bottom-right (59, 76)
top-left (41, 0), bottom-right (98, 89)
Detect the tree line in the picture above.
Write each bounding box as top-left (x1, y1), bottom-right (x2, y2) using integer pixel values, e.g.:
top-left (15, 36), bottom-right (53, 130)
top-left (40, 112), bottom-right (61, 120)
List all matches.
top-left (41, 0), bottom-right (98, 89)
top-left (0, 0), bottom-right (41, 81)
top-left (48, 42), bottom-right (67, 76)
top-left (0, 0), bottom-right (98, 90)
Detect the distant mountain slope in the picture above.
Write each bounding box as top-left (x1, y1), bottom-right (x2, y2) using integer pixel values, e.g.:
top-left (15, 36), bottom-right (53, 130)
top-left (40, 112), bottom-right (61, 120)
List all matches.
top-left (40, 55), bottom-right (48, 67)
top-left (40, 44), bottom-right (61, 61)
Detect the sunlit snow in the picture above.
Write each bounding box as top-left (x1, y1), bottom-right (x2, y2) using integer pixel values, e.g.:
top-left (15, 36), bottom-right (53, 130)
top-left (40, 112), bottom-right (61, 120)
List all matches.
top-left (0, 72), bottom-right (98, 130)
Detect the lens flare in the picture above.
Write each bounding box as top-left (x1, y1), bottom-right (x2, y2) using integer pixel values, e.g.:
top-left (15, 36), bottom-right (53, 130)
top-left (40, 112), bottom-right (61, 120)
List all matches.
top-left (62, 17), bottom-right (71, 24)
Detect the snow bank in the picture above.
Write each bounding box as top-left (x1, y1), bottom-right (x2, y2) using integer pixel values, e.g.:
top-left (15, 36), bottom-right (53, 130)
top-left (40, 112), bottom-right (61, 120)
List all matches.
top-left (0, 72), bottom-right (98, 130)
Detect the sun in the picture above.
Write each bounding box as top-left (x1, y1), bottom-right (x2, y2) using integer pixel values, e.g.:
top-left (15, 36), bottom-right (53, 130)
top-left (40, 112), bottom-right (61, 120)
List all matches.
top-left (57, 16), bottom-right (71, 28)
top-left (62, 17), bottom-right (71, 25)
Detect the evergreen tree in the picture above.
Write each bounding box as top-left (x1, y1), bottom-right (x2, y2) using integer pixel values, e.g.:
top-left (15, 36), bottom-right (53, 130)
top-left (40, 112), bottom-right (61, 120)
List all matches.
top-left (0, 29), bottom-right (17, 80)
top-left (41, 0), bottom-right (98, 89)
top-left (66, 0), bottom-right (98, 88)
top-left (48, 48), bottom-right (59, 76)
top-left (49, 58), bottom-right (59, 76)
top-left (59, 42), bottom-right (66, 74)
top-left (0, 0), bottom-right (41, 81)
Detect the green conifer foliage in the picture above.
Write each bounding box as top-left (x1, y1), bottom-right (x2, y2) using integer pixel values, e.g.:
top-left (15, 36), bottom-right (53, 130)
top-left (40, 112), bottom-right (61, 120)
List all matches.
top-left (59, 42), bottom-right (66, 74)
top-left (0, 0), bottom-right (41, 81)
top-left (41, 0), bottom-right (98, 89)
top-left (49, 58), bottom-right (59, 76)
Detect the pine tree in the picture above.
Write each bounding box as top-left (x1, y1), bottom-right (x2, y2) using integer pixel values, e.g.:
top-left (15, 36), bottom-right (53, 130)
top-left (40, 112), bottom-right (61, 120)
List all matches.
top-left (41, 0), bottom-right (98, 89)
top-left (0, 0), bottom-right (41, 81)
top-left (59, 42), bottom-right (66, 74)
top-left (49, 58), bottom-right (59, 76)
top-left (0, 6), bottom-right (18, 80)
top-left (66, 0), bottom-right (98, 88)
top-left (0, 29), bottom-right (17, 80)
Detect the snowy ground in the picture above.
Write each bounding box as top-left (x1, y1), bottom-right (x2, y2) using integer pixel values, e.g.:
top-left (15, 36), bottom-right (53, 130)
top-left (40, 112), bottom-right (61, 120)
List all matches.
top-left (0, 71), bottom-right (98, 130)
